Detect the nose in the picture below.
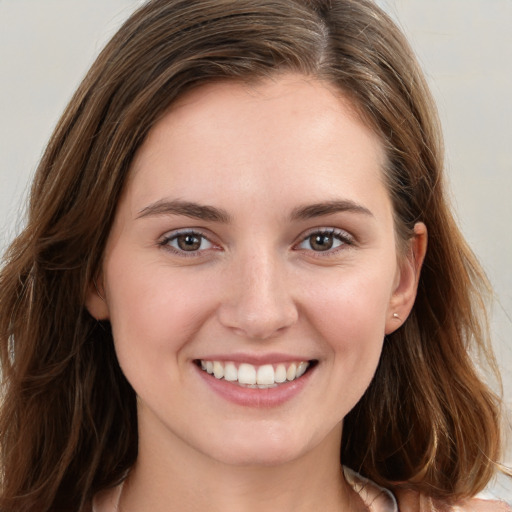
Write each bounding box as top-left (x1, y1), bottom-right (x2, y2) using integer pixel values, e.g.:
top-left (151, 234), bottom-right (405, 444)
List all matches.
top-left (217, 250), bottom-right (299, 340)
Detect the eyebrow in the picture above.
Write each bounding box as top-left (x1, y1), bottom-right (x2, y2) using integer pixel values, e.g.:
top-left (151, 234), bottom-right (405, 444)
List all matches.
top-left (290, 200), bottom-right (373, 220)
top-left (137, 198), bottom-right (372, 223)
top-left (137, 199), bottom-right (231, 223)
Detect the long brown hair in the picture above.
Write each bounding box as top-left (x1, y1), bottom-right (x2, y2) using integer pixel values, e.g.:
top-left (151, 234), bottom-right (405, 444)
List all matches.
top-left (0, 0), bottom-right (506, 510)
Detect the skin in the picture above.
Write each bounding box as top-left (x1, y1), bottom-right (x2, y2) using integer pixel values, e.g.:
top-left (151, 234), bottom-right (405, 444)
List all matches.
top-left (88, 74), bottom-right (427, 512)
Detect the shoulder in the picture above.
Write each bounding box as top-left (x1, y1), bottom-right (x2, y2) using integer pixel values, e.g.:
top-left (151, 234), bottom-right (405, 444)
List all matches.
top-left (395, 489), bottom-right (512, 512)
top-left (452, 499), bottom-right (512, 512)
top-left (343, 468), bottom-right (511, 512)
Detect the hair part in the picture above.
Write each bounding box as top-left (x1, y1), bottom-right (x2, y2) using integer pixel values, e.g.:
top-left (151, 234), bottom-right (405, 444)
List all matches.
top-left (0, 0), bottom-right (505, 510)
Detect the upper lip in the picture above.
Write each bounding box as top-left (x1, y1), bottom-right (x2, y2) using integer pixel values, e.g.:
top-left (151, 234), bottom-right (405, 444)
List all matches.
top-left (194, 353), bottom-right (316, 365)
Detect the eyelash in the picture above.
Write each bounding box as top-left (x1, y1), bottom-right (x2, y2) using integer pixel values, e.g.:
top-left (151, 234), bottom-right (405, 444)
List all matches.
top-left (294, 228), bottom-right (354, 255)
top-left (158, 229), bottom-right (217, 257)
top-left (159, 227), bottom-right (354, 258)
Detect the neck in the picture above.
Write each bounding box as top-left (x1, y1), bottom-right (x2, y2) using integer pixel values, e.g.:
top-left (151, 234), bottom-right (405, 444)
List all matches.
top-left (115, 419), bottom-right (363, 512)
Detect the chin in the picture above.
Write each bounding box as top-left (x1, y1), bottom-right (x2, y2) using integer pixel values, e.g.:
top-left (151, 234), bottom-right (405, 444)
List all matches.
top-left (212, 445), bottom-right (304, 467)
top-left (200, 426), bottom-right (320, 468)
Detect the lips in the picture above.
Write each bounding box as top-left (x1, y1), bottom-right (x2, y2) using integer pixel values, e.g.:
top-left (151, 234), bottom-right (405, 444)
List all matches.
top-left (198, 360), bottom-right (311, 388)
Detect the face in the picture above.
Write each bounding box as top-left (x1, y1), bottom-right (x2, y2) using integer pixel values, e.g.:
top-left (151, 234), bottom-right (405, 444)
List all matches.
top-left (88, 74), bottom-right (423, 469)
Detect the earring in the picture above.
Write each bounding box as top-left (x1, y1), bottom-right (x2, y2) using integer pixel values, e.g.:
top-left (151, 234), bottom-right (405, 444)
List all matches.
top-left (393, 313), bottom-right (401, 321)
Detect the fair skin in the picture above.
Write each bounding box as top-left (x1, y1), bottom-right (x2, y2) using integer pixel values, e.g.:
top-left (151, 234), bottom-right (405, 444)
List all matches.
top-left (88, 74), bottom-right (427, 512)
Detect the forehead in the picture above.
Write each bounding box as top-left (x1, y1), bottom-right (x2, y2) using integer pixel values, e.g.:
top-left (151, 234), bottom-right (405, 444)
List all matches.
top-left (124, 74), bottom-right (388, 216)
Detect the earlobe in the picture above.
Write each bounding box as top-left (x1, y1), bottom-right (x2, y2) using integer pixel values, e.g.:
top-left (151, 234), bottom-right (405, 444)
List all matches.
top-left (85, 277), bottom-right (110, 320)
top-left (385, 222), bottom-right (427, 334)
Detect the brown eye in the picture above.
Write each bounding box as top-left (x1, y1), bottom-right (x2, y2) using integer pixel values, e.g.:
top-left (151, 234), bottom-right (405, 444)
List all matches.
top-left (176, 234), bottom-right (202, 251)
top-left (309, 234), bottom-right (334, 251)
top-left (162, 231), bottom-right (214, 254)
top-left (297, 229), bottom-right (352, 253)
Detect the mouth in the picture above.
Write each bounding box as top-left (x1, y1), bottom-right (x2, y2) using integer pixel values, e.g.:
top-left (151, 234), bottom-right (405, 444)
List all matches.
top-left (194, 359), bottom-right (317, 389)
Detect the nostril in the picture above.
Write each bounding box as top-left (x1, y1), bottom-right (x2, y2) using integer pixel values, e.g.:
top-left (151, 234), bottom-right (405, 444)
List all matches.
top-left (216, 305), bottom-right (299, 341)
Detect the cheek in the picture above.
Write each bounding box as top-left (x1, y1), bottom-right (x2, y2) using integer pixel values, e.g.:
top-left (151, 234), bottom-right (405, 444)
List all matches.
top-left (303, 262), bottom-right (395, 390)
top-left (308, 266), bottom-right (394, 340)
top-left (103, 254), bottom-right (218, 364)
top-left (304, 271), bottom-right (392, 419)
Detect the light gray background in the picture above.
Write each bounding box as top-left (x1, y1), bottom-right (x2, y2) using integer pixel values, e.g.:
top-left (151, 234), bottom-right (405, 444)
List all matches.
top-left (0, 0), bottom-right (510, 499)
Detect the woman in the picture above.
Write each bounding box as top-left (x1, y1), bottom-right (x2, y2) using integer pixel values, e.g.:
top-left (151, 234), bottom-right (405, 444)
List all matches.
top-left (0, 0), bottom-right (509, 511)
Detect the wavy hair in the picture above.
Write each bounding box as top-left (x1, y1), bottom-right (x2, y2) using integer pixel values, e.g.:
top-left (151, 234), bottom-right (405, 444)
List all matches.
top-left (0, 0), bottom-right (505, 510)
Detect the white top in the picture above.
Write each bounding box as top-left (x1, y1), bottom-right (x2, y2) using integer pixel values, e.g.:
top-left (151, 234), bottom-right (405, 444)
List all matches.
top-left (93, 467), bottom-right (511, 512)
top-left (93, 467), bottom-right (399, 512)
top-left (343, 466), bottom-right (398, 511)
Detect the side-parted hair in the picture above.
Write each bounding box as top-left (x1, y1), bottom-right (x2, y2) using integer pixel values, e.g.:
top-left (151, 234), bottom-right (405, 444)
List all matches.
top-left (0, 1), bottom-right (505, 510)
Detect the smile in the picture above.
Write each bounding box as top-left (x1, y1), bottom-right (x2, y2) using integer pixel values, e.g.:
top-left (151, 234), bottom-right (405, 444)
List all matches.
top-left (197, 360), bottom-right (312, 388)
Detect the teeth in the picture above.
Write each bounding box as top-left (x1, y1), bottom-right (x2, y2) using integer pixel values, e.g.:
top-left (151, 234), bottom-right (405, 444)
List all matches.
top-left (275, 364), bottom-right (287, 383)
top-left (224, 362), bottom-right (237, 382)
top-left (296, 362), bottom-right (308, 378)
top-left (286, 363), bottom-right (297, 381)
top-left (199, 360), bottom-right (311, 387)
top-left (238, 363), bottom-right (256, 385)
top-left (256, 364), bottom-right (274, 385)
top-left (213, 361), bottom-right (224, 379)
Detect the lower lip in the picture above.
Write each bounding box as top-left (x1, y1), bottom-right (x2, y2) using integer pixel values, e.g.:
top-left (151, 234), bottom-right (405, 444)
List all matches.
top-left (195, 364), bottom-right (314, 408)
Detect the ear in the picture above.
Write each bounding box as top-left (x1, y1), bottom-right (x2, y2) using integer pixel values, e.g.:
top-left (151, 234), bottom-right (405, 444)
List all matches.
top-left (385, 222), bottom-right (427, 334)
top-left (85, 275), bottom-right (110, 320)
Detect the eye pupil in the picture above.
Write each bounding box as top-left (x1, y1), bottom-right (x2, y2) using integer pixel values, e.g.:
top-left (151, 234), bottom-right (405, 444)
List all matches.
top-left (310, 234), bottom-right (333, 251)
top-left (177, 234), bottom-right (201, 251)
